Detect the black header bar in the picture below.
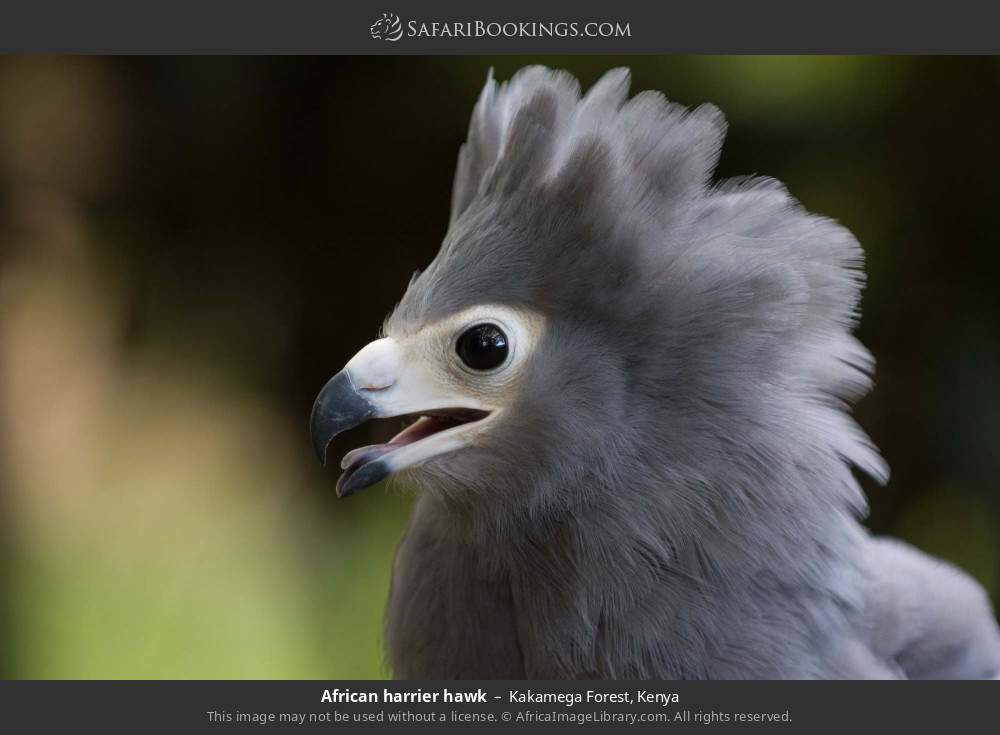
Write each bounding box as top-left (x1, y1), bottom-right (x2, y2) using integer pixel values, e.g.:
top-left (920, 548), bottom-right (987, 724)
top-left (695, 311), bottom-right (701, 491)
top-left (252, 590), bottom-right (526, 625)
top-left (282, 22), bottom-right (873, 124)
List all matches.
top-left (2, 0), bottom-right (999, 54)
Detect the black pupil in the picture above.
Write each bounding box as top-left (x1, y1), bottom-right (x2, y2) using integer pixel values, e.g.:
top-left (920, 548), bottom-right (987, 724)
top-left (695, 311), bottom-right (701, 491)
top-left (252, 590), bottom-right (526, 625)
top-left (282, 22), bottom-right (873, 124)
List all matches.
top-left (456, 324), bottom-right (508, 371)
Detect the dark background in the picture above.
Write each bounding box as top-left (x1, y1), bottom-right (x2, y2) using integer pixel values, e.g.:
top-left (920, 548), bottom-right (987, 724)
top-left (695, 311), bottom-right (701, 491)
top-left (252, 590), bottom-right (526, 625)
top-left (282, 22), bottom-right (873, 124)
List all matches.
top-left (0, 56), bottom-right (997, 677)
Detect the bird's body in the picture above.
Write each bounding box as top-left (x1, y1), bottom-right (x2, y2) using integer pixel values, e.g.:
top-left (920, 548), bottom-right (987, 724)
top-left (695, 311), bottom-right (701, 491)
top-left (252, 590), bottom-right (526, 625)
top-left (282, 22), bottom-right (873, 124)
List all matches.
top-left (311, 66), bottom-right (1000, 679)
top-left (389, 499), bottom-right (1000, 678)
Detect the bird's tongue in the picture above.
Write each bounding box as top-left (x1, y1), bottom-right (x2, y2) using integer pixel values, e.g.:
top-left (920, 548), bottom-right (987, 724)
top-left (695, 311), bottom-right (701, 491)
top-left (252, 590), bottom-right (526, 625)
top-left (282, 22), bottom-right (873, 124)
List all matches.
top-left (340, 443), bottom-right (395, 472)
top-left (339, 416), bottom-right (458, 472)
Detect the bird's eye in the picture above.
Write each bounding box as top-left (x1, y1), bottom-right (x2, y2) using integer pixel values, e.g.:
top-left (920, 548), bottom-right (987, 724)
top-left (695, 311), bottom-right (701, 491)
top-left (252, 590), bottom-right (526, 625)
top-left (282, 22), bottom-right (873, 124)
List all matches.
top-left (456, 323), bottom-right (509, 371)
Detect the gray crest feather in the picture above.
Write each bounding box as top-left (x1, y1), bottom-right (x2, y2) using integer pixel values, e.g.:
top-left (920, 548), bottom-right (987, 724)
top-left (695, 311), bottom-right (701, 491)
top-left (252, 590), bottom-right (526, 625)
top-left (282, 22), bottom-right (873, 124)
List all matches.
top-left (382, 66), bottom-right (1000, 681)
top-left (398, 66), bottom-right (887, 487)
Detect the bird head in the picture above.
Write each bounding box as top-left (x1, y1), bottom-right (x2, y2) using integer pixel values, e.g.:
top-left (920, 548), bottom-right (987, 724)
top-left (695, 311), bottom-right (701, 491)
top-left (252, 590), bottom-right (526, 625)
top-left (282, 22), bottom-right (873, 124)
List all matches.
top-left (311, 67), bottom-right (887, 523)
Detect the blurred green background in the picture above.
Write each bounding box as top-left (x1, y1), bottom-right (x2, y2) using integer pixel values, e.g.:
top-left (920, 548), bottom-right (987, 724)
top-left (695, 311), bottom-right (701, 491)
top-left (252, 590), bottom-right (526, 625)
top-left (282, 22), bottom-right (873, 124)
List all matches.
top-left (0, 56), bottom-right (998, 679)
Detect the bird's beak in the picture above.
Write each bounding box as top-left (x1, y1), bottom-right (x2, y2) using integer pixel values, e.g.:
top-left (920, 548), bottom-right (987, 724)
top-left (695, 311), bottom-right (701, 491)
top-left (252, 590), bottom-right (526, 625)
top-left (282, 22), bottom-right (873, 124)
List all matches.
top-left (310, 338), bottom-right (491, 497)
top-left (309, 370), bottom-right (376, 465)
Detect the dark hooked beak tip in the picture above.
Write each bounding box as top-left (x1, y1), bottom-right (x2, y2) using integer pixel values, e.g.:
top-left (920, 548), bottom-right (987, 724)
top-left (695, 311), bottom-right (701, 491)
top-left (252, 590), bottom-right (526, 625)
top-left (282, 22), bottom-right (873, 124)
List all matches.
top-left (309, 370), bottom-right (376, 466)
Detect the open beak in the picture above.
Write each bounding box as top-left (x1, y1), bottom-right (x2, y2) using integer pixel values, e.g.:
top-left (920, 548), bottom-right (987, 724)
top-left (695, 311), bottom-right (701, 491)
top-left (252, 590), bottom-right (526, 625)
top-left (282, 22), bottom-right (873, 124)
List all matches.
top-left (310, 338), bottom-right (491, 497)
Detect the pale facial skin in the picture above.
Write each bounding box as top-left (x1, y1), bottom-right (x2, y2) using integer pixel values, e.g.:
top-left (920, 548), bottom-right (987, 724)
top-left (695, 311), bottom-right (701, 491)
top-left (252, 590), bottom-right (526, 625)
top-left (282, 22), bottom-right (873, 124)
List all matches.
top-left (311, 304), bottom-right (546, 496)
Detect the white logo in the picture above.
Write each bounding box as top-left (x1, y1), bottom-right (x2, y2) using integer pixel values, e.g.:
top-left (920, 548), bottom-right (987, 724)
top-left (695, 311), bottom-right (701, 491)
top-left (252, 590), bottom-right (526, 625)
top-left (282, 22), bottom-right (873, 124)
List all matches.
top-left (370, 12), bottom-right (403, 41)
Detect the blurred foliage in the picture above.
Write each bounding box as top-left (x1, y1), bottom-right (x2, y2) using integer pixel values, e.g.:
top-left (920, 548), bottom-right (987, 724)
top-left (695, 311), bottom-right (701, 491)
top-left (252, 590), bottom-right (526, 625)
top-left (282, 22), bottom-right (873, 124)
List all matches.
top-left (0, 56), bottom-right (998, 678)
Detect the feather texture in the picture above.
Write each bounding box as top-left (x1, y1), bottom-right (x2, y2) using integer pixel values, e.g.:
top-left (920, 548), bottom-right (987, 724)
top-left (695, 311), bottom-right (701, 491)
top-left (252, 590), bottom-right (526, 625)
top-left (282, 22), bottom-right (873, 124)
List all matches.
top-left (382, 67), bottom-right (1000, 679)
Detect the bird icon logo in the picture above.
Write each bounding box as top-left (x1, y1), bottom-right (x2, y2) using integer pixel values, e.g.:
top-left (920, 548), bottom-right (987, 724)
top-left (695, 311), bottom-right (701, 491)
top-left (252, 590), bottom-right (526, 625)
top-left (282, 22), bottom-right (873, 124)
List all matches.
top-left (370, 13), bottom-right (403, 42)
